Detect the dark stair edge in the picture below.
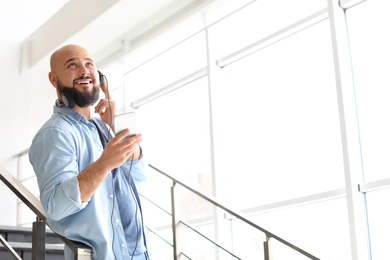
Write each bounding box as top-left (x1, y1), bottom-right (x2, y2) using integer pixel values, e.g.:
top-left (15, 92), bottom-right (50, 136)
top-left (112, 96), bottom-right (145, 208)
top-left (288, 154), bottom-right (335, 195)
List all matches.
top-left (0, 241), bottom-right (64, 252)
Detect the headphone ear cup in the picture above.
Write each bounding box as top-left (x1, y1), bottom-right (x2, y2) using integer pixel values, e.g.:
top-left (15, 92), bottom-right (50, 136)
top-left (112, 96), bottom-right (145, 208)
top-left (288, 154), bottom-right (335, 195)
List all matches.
top-left (98, 70), bottom-right (104, 86)
top-left (61, 92), bottom-right (75, 108)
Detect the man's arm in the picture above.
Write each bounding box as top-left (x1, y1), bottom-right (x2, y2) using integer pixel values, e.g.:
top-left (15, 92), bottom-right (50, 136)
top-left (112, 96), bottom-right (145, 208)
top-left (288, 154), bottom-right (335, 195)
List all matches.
top-left (77, 130), bottom-right (142, 202)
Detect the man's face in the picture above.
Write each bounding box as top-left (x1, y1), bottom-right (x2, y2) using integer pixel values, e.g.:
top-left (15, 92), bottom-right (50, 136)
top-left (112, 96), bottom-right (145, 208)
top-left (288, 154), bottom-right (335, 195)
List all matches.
top-left (49, 45), bottom-right (101, 107)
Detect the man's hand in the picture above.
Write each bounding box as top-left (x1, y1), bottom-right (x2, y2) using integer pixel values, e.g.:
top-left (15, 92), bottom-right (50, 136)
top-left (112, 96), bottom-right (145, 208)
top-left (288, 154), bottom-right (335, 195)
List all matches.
top-left (100, 130), bottom-right (143, 169)
top-left (94, 79), bottom-right (117, 128)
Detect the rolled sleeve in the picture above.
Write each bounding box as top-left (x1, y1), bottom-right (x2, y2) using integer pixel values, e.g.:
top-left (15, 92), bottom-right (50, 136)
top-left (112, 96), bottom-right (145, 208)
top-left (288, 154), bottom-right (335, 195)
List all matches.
top-left (30, 123), bottom-right (88, 221)
top-left (124, 155), bottom-right (147, 184)
top-left (44, 176), bottom-right (88, 221)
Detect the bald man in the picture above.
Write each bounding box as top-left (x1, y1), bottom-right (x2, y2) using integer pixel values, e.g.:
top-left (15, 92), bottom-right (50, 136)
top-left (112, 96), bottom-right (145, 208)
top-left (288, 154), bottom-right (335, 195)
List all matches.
top-left (29, 44), bottom-right (150, 260)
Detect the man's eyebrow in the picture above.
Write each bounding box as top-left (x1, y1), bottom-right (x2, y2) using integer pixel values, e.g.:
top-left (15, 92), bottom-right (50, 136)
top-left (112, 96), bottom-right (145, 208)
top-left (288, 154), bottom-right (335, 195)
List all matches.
top-left (64, 57), bottom-right (78, 66)
top-left (64, 57), bottom-right (94, 66)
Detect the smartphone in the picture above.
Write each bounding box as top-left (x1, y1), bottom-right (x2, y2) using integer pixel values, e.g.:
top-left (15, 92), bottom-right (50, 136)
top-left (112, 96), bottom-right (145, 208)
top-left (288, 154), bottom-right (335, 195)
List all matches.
top-left (114, 112), bottom-right (137, 140)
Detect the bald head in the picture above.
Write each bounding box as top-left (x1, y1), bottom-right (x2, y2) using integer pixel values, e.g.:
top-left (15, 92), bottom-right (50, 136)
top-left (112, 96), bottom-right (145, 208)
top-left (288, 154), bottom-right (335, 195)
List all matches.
top-left (50, 44), bottom-right (93, 73)
top-left (48, 44), bottom-right (101, 105)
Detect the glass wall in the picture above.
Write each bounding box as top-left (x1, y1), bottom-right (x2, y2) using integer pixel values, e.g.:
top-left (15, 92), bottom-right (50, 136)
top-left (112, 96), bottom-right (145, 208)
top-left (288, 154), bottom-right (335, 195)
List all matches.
top-left (102, 0), bottom-right (389, 259)
top-left (347, 0), bottom-right (390, 259)
top-left (210, 19), bottom-right (343, 208)
top-left (347, 0), bottom-right (390, 182)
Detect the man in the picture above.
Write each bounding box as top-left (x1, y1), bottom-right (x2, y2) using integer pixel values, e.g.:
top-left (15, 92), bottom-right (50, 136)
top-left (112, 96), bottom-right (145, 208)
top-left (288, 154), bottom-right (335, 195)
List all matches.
top-left (29, 44), bottom-right (150, 259)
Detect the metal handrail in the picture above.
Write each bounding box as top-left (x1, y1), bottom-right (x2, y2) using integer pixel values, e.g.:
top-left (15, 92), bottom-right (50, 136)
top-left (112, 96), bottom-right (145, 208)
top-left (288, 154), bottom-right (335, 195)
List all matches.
top-left (0, 166), bottom-right (46, 221)
top-left (148, 164), bottom-right (320, 260)
top-left (179, 220), bottom-right (242, 259)
top-left (1, 157), bottom-right (320, 259)
top-left (0, 234), bottom-right (23, 260)
top-left (140, 192), bottom-right (241, 258)
top-left (0, 165), bottom-right (92, 260)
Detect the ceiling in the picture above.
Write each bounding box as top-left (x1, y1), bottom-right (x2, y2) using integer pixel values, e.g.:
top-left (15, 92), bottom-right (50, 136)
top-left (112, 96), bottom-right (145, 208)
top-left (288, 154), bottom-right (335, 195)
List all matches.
top-left (0, 0), bottom-right (207, 71)
top-left (0, 0), bottom-right (67, 42)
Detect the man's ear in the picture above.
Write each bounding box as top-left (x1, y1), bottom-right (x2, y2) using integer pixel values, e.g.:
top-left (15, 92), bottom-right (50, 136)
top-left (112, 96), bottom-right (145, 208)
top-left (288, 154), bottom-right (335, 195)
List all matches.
top-left (48, 71), bottom-right (57, 88)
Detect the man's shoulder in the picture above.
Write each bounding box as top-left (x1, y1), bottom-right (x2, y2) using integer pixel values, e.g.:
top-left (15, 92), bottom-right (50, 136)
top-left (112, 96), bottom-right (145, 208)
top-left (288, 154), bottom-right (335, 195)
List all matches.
top-left (32, 111), bottom-right (82, 142)
top-left (41, 112), bottom-right (75, 131)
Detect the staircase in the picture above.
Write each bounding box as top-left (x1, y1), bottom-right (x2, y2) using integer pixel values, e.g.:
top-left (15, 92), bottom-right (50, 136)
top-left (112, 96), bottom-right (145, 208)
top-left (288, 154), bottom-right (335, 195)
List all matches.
top-left (0, 225), bottom-right (65, 260)
top-left (0, 163), bottom-right (321, 260)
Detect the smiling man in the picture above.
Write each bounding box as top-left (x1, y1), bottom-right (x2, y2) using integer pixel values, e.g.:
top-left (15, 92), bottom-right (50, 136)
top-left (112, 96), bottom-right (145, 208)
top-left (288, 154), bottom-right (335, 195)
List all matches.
top-left (29, 44), bottom-right (151, 260)
top-left (49, 46), bottom-right (101, 111)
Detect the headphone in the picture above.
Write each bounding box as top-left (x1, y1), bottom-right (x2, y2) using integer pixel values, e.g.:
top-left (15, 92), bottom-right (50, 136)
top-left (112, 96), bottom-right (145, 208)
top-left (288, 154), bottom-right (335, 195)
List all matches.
top-left (61, 70), bottom-right (105, 108)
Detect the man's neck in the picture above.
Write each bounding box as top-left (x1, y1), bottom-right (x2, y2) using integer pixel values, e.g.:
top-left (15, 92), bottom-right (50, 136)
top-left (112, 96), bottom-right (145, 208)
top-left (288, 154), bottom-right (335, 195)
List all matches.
top-left (74, 106), bottom-right (92, 121)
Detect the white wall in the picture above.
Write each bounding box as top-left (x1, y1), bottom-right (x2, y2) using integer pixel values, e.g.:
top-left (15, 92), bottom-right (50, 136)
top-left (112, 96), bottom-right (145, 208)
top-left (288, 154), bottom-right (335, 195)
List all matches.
top-left (0, 0), bottom-right (219, 227)
top-left (0, 37), bottom-right (54, 225)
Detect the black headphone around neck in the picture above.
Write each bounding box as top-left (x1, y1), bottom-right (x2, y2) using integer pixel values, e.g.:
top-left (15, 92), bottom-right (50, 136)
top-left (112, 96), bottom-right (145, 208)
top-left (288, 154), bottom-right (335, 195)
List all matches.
top-left (61, 70), bottom-right (105, 108)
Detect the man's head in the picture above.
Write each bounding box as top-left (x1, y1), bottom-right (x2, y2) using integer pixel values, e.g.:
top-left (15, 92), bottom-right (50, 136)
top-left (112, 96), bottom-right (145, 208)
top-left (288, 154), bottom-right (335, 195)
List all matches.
top-left (48, 44), bottom-right (101, 108)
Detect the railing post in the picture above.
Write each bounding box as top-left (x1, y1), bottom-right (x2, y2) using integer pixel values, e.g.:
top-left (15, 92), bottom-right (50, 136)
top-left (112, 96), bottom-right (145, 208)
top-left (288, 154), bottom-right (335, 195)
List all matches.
top-left (32, 216), bottom-right (46, 260)
top-left (264, 236), bottom-right (273, 260)
top-left (171, 182), bottom-right (181, 260)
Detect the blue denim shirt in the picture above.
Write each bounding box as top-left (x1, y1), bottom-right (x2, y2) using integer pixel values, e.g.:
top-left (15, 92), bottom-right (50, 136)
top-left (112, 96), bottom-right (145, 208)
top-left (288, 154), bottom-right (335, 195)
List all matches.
top-left (29, 106), bottom-right (148, 259)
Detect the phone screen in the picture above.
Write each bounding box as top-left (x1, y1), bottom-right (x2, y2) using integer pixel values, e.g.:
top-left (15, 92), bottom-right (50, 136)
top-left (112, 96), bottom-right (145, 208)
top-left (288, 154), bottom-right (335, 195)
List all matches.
top-left (114, 112), bottom-right (137, 139)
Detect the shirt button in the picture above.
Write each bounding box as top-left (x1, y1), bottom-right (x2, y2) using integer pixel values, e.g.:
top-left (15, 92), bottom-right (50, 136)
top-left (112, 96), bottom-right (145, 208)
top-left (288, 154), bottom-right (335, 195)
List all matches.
top-left (109, 194), bottom-right (113, 198)
top-left (116, 219), bottom-right (120, 223)
top-left (121, 243), bottom-right (125, 248)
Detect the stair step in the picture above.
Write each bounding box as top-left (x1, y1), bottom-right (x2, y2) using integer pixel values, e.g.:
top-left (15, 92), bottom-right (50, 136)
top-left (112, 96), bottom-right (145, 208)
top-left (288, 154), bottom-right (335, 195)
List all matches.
top-left (0, 243), bottom-right (65, 260)
top-left (0, 225), bottom-right (63, 244)
top-left (0, 241), bottom-right (64, 251)
top-left (0, 225), bottom-right (65, 260)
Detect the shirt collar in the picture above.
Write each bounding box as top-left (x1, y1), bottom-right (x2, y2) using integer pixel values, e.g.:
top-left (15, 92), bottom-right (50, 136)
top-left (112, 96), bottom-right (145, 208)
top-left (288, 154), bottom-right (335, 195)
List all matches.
top-left (53, 105), bottom-right (88, 124)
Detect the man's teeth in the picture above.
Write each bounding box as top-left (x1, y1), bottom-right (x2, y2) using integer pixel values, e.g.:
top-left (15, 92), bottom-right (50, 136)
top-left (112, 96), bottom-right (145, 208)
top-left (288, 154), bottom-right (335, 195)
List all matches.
top-left (75, 80), bottom-right (91, 84)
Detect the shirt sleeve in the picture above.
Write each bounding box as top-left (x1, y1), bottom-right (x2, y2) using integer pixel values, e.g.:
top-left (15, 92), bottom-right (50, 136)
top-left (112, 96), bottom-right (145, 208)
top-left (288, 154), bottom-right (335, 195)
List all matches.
top-left (123, 155), bottom-right (148, 184)
top-left (29, 124), bottom-right (88, 221)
